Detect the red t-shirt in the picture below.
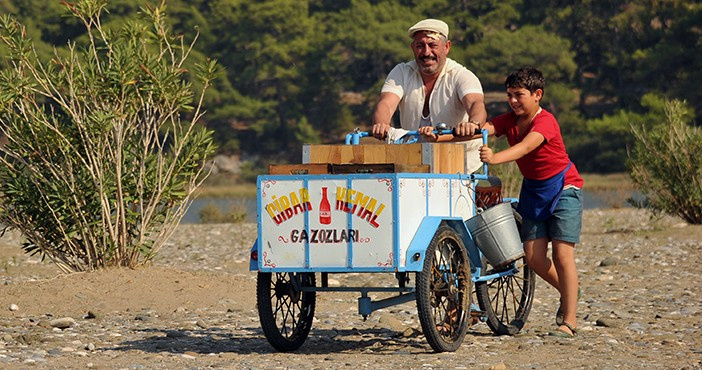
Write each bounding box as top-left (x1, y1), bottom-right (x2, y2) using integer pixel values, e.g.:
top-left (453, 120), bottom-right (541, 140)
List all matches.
top-left (491, 109), bottom-right (584, 188)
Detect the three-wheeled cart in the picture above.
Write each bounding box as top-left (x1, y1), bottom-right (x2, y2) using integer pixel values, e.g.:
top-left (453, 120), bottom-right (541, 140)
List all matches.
top-left (249, 130), bottom-right (536, 352)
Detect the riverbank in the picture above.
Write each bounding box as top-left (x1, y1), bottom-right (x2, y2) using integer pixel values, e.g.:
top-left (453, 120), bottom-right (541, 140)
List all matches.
top-left (0, 208), bottom-right (700, 369)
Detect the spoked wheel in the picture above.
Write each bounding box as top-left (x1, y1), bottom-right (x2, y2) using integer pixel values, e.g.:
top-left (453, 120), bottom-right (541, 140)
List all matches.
top-left (475, 258), bottom-right (535, 335)
top-left (416, 225), bottom-right (472, 352)
top-left (256, 272), bottom-right (316, 351)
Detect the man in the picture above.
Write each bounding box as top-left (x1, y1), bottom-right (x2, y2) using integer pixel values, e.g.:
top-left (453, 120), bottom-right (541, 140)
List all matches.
top-left (371, 18), bottom-right (486, 172)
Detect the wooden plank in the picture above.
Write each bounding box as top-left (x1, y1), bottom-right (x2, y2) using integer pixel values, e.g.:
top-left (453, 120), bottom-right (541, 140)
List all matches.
top-left (394, 164), bottom-right (430, 173)
top-left (432, 143), bottom-right (464, 174)
top-left (385, 144), bottom-right (423, 164)
top-left (268, 164), bottom-right (330, 175)
top-left (330, 163), bottom-right (429, 174)
top-left (360, 145), bottom-right (386, 164)
top-left (305, 143), bottom-right (463, 174)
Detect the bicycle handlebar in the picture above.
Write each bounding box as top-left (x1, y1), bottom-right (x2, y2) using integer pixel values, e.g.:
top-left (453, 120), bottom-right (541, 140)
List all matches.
top-left (344, 127), bottom-right (489, 177)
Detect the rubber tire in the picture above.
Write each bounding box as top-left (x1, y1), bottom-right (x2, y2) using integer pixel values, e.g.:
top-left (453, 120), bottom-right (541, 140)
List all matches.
top-left (256, 272), bottom-right (316, 351)
top-left (416, 225), bottom-right (471, 352)
top-left (475, 207), bottom-right (535, 335)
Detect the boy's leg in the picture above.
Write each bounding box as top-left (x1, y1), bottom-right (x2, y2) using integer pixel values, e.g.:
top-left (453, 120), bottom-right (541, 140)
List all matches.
top-left (523, 237), bottom-right (560, 290)
top-left (552, 239), bottom-right (578, 332)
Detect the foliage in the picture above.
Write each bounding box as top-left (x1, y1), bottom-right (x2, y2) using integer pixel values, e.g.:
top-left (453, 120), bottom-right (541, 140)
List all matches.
top-left (0, 0), bottom-right (216, 271)
top-left (570, 93), bottom-right (694, 173)
top-left (198, 201), bottom-right (247, 224)
top-left (489, 161), bottom-right (521, 200)
top-left (628, 100), bottom-right (702, 224)
top-left (2, 0), bottom-right (700, 174)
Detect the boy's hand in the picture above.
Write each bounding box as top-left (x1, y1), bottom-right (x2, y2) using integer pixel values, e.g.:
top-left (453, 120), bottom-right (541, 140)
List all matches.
top-left (453, 121), bottom-right (480, 137)
top-left (479, 145), bottom-right (494, 164)
top-left (418, 126), bottom-right (438, 142)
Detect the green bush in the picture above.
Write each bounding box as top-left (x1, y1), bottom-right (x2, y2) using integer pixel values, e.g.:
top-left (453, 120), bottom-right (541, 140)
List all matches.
top-left (198, 202), bottom-right (223, 224)
top-left (198, 201), bottom-right (247, 224)
top-left (628, 100), bottom-right (702, 224)
top-left (0, 0), bottom-right (216, 271)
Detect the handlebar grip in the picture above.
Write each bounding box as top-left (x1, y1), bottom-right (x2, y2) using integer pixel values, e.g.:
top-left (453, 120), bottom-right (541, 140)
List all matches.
top-left (481, 129), bottom-right (488, 176)
top-left (450, 127), bottom-right (482, 136)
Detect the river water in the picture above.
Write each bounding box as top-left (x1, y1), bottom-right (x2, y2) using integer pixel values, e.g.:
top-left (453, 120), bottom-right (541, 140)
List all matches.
top-left (181, 190), bottom-right (640, 224)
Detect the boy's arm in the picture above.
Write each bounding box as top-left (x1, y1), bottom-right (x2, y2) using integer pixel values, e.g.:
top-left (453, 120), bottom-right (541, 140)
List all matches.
top-left (484, 131), bottom-right (545, 164)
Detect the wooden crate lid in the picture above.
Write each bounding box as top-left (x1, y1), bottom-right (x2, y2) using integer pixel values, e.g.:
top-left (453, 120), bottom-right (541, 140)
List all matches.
top-left (303, 143), bottom-right (466, 174)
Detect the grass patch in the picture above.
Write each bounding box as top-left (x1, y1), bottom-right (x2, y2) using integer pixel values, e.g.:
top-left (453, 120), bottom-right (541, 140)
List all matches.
top-left (581, 173), bottom-right (636, 208)
top-left (197, 183), bottom-right (256, 198)
top-left (581, 173), bottom-right (634, 191)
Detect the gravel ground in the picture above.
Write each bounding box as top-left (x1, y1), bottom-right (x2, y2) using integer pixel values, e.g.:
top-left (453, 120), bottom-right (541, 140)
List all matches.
top-left (0, 208), bottom-right (700, 369)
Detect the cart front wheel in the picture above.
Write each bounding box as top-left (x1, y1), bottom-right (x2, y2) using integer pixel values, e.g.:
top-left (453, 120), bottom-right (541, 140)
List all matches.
top-left (416, 225), bottom-right (471, 352)
top-left (256, 272), bottom-right (316, 351)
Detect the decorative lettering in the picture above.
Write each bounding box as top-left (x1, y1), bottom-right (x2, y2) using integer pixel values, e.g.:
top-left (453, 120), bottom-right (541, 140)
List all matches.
top-left (289, 229), bottom-right (360, 243)
top-left (334, 186), bottom-right (386, 228)
top-left (265, 188), bottom-right (313, 225)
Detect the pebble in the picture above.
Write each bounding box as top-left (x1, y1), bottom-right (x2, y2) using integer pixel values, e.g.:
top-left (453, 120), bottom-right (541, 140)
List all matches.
top-left (599, 256), bottom-right (618, 266)
top-left (49, 317), bottom-right (76, 329)
top-left (596, 318), bottom-right (619, 328)
top-left (0, 210), bottom-right (698, 369)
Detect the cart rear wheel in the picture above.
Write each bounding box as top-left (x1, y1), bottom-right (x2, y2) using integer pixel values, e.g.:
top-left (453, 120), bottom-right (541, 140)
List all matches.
top-left (416, 225), bottom-right (471, 352)
top-left (475, 256), bottom-right (535, 335)
top-left (475, 207), bottom-right (535, 335)
top-left (256, 272), bottom-right (316, 351)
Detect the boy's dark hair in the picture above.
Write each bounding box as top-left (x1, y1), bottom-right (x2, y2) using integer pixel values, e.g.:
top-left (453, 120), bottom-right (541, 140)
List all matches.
top-left (505, 66), bottom-right (545, 94)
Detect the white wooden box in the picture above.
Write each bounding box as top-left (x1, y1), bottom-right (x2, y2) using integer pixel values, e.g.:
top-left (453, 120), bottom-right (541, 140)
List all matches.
top-left (256, 173), bottom-right (475, 272)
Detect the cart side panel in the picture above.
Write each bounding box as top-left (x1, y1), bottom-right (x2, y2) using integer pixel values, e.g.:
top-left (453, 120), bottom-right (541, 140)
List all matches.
top-left (346, 178), bottom-right (395, 268)
top-left (258, 174), bottom-right (397, 270)
top-left (307, 178), bottom-right (352, 267)
top-left (397, 174), bottom-right (475, 271)
top-left (396, 176), bottom-right (475, 268)
top-left (258, 178), bottom-right (307, 268)
top-left (397, 178), bottom-right (427, 267)
top-left (428, 178), bottom-right (451, 216)
top-left (451, 178), bottom-right (474, 221)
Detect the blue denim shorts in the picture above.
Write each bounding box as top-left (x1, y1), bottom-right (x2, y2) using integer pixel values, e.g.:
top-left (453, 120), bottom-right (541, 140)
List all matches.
top-left (521, 188), bottom-right (583, 244)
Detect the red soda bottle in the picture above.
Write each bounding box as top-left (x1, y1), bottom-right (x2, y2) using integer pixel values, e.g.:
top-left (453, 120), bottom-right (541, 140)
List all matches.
top-left (319, 187), bottom-right (331, 224)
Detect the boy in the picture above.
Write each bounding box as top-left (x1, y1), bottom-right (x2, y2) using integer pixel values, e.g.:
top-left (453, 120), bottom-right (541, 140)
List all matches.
top-left (420, 66), bottom-right (583, 337)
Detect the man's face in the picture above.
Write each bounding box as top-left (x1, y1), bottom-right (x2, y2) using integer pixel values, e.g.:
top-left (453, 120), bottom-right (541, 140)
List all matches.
top-left (411, 31), bottom-right (450, 77)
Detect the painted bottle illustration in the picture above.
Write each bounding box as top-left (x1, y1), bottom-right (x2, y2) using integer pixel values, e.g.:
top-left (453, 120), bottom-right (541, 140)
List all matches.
top-left (319, 187), bottom-right (331, 224)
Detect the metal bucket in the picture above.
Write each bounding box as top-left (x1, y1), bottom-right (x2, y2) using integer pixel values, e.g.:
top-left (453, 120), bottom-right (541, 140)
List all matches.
top-left (465, 202), bottom-right (524, 268)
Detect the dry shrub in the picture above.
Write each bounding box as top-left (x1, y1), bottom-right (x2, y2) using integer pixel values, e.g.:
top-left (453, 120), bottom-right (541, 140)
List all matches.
top-left (0, 1), bottom-right (217, 271)
top-left (628, 100), bottom-right (702, 224)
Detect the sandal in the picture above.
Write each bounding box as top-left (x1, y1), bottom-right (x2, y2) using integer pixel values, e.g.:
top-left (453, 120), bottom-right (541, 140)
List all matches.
top-left (556, 287), bottom-right (581, 326)
top-left (548, 322), bottom-right (577, 338)
top-left (437, 305), bottom-right (458, 334)
top-left (436, 322), bottom-right (453, 335)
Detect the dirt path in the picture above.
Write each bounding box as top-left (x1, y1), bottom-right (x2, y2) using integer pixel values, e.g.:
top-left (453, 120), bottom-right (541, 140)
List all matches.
top-left (0, 209), bottom-right (700, 369)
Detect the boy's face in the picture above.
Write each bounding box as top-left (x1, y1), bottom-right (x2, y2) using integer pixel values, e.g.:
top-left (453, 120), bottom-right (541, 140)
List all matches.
top-left (506, 87), bottom-right (542, 117)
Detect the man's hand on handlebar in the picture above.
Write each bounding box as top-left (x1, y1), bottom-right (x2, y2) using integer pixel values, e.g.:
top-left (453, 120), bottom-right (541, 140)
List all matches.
top-left (371, 123), bottom-right (391, 140)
